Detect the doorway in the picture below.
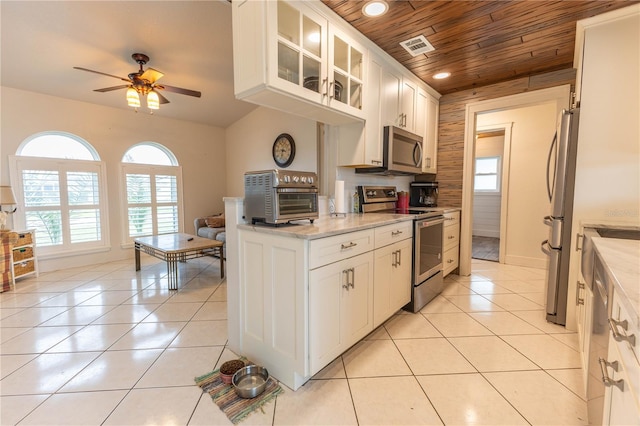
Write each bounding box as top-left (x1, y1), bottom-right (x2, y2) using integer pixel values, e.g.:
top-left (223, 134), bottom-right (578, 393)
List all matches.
top-left (459, 85), bottom-right (572, 276)
top-left (472, 129), bottom-right (506, 262)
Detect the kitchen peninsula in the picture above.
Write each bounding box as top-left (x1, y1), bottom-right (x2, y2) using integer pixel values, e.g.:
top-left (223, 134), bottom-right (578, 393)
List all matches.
top-left (224, 197), bottom-right (459, 390)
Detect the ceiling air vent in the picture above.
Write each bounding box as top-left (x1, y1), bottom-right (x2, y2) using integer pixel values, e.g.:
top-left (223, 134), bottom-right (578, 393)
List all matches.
top-left (399, 35), bottom-right (435, 57)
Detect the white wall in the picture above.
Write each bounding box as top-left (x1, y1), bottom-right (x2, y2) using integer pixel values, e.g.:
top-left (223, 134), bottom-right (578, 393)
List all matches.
top-left (473, 134), bottom-right (504, 238)
top-left (477, 102), bottom-right (557, 268)
top-left (1, 87), bottom-right (227, 272)
top-left (224, 107), bottom-right (318, 197)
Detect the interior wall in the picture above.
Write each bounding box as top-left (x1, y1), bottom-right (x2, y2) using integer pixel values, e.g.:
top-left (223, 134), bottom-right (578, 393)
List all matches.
top-left (476, 103), bottom-right (557, 268)
top-left (437, 68), bottom-right (576, 208)
top-left (1, 86), bottom-right (227, 272)
top-left (224, 106), bottom-right (318, 197)
top-left (472, 134), bottom-right (504, 238)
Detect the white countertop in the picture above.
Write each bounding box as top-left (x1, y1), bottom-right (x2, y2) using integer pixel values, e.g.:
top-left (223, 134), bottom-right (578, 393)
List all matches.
top-left (591, 236), bottom-right (640, 326)
top-left (238, 207), bottom-right (460, 240)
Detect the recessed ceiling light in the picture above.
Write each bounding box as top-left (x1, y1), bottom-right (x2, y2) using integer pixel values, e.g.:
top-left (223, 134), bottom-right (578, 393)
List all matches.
top-left (433, 72), bottom-right (451, 80)
top-left (362, 0), bottom-right (388, 17)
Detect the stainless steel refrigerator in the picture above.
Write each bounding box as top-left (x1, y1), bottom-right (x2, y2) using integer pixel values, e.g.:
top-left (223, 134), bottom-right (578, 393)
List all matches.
top-left (541, 108), bottom-right (580, 326)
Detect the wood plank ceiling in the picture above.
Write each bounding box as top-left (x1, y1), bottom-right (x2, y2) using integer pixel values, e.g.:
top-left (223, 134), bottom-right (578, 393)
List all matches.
top-left (321, 0), bottom-right (637, 94)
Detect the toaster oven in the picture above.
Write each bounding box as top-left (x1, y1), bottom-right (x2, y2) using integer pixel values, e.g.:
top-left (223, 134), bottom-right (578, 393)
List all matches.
top-left (244, 170), bottom-right (319, 225)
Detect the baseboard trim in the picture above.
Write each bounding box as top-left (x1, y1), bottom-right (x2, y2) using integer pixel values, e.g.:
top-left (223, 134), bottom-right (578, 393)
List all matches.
top-left (504, 255), bottom-right (547, 270)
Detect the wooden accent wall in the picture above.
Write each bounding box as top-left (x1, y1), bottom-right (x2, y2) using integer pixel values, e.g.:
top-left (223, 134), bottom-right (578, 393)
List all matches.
top-left (436, 68), bottom-right (576, 207)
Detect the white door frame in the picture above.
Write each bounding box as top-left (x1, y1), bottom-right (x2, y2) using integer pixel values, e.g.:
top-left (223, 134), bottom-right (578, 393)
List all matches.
top-left (459, 85), bottom-right (571, 276)
top-left (475, 123), bottom-right (512, 264)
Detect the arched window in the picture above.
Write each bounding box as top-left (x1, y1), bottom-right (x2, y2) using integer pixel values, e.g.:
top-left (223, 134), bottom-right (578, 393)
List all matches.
top-left (121, 143), bottom-right (183, 239)
top-left (9, 132), bottom-right (108, 254)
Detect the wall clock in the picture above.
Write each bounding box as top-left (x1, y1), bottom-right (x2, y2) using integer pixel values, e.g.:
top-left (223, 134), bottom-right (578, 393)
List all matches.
top-left (272, 133), bottom-right (295, 168)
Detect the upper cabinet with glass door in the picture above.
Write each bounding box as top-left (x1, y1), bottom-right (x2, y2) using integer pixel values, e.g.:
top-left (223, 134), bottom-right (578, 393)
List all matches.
top-left (232, 0), bottom-right (366, 124)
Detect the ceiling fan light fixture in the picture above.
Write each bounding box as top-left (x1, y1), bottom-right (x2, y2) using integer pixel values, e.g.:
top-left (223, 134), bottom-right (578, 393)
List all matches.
top-left (147, 90), bottom-right (160, 110)
top-left (126, 87), bottom-right (141, 108)
top-left (362, 0), bottom-right (388, 17)
top-left (433, 72), bottom-right (451, 80)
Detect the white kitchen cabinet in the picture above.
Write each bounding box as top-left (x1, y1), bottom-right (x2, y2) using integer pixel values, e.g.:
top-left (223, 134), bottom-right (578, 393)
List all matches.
top-left (232, 0), bottom-right (366, 124)
top-left (603, 290), bottom-right (640, 425)
top-left (238, 230), bottom-right (308, 390)
top-left (309, 251), bottom-right (373, 375)
top-left (373, 221), bottom-right (412, 327)
top-left (337, 55), bottom-right (440, 169)
top-left (443, 211), bottom-right (460, 277)
top-left (421, 92), bottom-right (439, 174)
top-left (373, 238), bottom-right (412, 328)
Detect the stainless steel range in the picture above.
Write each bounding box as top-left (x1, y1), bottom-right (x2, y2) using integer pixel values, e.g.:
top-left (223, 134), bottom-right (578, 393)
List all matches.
top-left (358, 185), bottom-right (445, 312)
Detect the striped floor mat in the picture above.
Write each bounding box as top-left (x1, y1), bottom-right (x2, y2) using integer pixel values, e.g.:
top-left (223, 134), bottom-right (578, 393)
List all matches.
top-left (195, 363), bottom-right (283, 424)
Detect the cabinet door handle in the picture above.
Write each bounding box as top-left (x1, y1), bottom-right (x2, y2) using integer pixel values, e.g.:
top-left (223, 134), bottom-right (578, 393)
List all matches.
top-left (392, 250), bottom-right (397, 267)
top-left (391, 230), bottom-right (402, 236)
top-left (609, 318), bottom-right (636, 346)
top-left (576, 281), bottom-right (585, 306)
top-left (329, 81), bottom-right (335, 99)
top-left (322, 78), bottom-right (329, 98)
top-left (447, 259), bottom-right (454, 264)
top-left (342, 269), bottom-right (350, 290)
top-left (576, 233), bottom-right (584, 251)
top-left (349, 268), bottom-right (355, 289)
top-left (598, 358), bottom-right (624, 390)
top-left (397, 249), bottom-right (401, 266)
top-left (341, 242), bottom-right (357, 250)
top-left (447, 235), bottom-right (455, 240)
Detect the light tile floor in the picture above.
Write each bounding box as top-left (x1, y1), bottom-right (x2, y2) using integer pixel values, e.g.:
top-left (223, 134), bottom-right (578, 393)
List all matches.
top-left (1, 256), bottom-right (587, 425)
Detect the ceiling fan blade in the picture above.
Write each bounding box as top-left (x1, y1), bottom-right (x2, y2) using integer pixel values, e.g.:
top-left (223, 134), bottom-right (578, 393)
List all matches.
top-left (158, 84), bottom-right (202, 98)
top-left (74, 67), bottom-right (131, 83)
top-left (94, 85), bottom-right (130, 93)
top-left (156, 91), bottom-right (170, 104)
top-left (140, 67), bottom-right (164, 84)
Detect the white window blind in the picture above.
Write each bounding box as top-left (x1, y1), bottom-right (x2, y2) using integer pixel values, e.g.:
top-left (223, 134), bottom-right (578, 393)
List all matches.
top-left (123, 168), bottom-right (181, 239)
top-left (10, 156), bottom-right (108, 254)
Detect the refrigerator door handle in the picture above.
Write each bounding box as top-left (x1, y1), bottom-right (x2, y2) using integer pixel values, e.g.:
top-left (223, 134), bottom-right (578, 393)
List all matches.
top-left (546, 131), bottom-right (557, 202)
top-left (541, 240), bottom-right (552, 256)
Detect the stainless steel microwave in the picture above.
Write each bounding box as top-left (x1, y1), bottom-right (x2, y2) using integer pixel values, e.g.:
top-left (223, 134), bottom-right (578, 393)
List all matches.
top-left (356, 126), bottom-right (423, 175)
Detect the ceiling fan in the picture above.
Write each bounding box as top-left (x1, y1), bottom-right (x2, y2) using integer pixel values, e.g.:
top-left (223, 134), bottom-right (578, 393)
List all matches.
top-left (74, 53), bottom-right (201, 109)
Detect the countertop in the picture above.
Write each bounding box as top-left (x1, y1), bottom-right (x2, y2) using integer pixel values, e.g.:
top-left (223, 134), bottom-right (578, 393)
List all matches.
top-left (591, 236), bottom-right (640, 327)
top-left (238, 208), bottom-right (459, 240)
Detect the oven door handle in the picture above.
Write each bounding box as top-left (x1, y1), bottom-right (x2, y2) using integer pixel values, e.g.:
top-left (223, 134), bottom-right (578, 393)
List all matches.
top-left (275, 187), bottom-right (318, 193)
top-left (416, 217), bottom-right (444, 228)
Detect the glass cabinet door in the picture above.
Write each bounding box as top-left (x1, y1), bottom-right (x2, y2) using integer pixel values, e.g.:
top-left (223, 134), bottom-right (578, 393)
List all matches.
top-left (330, 31), bottom-right (364, 112)
top-left (277, 1), bottom-right (326, 98)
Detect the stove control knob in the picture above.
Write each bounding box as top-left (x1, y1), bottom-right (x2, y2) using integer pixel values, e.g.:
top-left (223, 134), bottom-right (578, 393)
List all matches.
top-left (308, 176), bottom-right (314, 184)
top-left (293, 176), bottom-right (300, 183)
top-left (301, 176), bottom-right (307, 183)
top-left (283, 175), bottom-right (291, 183)
top-left (367, 190), bottom-right (376, 197)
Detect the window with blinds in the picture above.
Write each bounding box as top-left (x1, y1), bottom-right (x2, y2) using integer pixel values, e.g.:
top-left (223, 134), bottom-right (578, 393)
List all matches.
top-left (9, 132), bottom-right (108, 255)
top-left (122, 143), bottom-right (182, 241)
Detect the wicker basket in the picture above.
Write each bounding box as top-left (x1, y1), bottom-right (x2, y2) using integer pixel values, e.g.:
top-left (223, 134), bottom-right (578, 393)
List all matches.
top-left (15, 232), bottom-right (33, 247)
top-left (12, 246), bottom-right (33, 262)
top-left (14, 260), bottom-right (35, 277)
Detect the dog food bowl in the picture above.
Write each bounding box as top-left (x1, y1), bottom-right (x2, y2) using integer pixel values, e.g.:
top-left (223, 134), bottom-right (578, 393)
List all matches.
top-left (232, 365), bottom-right (269, 398)
top-left (219, 359), bottom-right (245, 385)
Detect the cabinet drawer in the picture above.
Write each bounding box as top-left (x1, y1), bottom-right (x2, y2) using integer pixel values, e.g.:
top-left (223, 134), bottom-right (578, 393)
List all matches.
top-left (443, 222), bottom-right (459, 250)
top-left (443, 211), bottom-right (460, 227)
top-left (12, 246), bottom-right (34, 262)
top-left (309, 229), bottom-right (374, 269)
top-left (15, 232), bottom-right (33, 246)
top-left (374, 221), bottom-right (412, 249)
top-left (14, 260), bottom-right (35, 277)
top-left (443, 246), bottom-right (459, 276)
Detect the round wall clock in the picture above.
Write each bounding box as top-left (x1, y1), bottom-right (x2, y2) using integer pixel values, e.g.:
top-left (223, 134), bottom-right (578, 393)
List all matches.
top-left (272, 133), bottom-right (295, 168)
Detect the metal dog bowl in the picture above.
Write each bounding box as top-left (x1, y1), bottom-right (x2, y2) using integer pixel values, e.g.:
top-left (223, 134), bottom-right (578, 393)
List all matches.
top-left (232, 365), bottom-right (269, 399)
